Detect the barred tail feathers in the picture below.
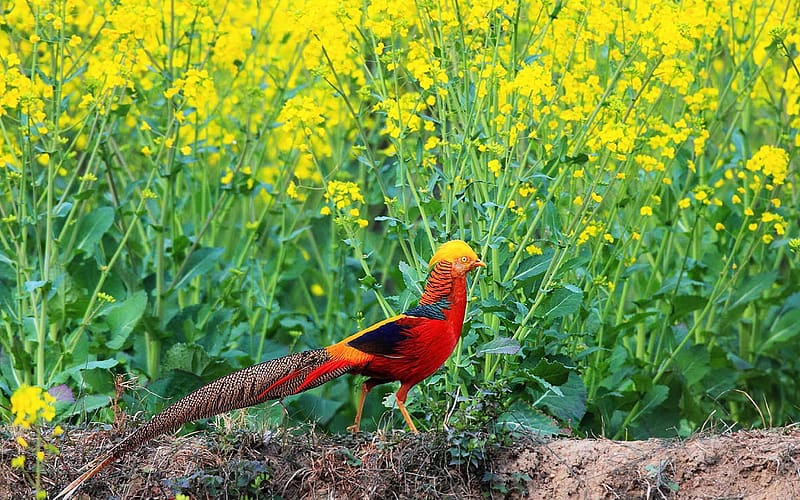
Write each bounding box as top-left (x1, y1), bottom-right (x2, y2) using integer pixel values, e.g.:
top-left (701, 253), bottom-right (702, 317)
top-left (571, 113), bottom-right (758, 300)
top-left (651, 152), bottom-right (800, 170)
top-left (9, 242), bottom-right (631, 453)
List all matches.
top-left (55, 348), bottom-right (352, 499)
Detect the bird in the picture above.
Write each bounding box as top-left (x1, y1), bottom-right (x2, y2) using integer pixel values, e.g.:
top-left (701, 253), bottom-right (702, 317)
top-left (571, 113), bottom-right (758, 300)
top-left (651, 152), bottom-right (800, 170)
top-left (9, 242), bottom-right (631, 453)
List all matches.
top-left (54, 239), bottom-right (485, 499)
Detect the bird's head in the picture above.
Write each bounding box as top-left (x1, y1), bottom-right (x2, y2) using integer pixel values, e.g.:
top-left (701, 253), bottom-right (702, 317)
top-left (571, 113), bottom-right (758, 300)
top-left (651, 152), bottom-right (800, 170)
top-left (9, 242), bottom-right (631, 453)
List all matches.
top-left (429, 240), bottom-right (486, 276)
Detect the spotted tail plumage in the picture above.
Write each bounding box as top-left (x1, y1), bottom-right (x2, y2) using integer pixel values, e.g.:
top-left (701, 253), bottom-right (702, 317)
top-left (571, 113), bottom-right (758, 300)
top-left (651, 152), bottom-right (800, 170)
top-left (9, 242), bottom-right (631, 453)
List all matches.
top-left (55, 348), bottom-right (349, 499)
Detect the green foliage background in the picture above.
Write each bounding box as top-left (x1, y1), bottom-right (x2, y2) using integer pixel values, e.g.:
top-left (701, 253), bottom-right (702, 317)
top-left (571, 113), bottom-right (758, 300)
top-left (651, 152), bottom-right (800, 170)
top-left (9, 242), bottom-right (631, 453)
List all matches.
top-left (1, 0), bottom-right (799, 440)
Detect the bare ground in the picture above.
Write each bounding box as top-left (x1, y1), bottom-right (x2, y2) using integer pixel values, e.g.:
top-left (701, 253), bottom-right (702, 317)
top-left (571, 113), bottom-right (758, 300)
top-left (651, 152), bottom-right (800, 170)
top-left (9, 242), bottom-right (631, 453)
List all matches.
top-left (1, 422), bottom-right (798, 499)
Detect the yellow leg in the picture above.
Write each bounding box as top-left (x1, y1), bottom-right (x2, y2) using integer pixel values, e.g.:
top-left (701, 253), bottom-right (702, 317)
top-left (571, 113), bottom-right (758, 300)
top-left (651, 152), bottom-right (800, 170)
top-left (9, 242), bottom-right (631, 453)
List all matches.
top-left (348, 382), bottom-right (370, 433)
top-left (395, 385), bottom-right (419, 434)
top-left (396, 397), bottom-right (419, 434)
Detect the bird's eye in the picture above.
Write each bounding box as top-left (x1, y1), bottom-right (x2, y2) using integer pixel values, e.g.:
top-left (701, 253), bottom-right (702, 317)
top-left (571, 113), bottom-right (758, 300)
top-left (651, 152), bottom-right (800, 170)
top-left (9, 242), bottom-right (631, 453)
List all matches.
top-left (461, 256), bottom-right (468, 262)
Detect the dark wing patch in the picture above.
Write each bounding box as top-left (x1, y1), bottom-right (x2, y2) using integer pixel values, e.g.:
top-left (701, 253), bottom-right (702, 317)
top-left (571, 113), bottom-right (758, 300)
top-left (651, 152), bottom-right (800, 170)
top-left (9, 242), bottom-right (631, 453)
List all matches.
top-left (405, 298), bottom-right (449, 320)
top-left (347, 318), bottom-right (411, 356)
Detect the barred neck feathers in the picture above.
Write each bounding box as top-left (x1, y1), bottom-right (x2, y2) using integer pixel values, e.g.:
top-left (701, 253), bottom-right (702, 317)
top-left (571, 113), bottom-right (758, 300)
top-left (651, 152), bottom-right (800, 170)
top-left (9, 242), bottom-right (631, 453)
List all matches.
top-left (418, 260), bottom-right (454, 306)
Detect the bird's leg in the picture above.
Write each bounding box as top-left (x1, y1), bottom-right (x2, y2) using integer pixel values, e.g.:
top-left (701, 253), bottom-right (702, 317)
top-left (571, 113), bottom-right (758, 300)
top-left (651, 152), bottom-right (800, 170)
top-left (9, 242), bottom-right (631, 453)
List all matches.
top-left (348, 379), bottom-right (382, 433)
top-left (349, 382), bottom-right (370, 433)
top-left (395, 384), bottom-right (419, 434)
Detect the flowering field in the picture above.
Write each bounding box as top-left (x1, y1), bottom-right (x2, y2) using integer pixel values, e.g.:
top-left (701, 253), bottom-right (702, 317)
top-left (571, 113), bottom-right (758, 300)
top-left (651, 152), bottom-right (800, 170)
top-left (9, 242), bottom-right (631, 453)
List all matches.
top-left (1, 0), bottom-right (798, 488)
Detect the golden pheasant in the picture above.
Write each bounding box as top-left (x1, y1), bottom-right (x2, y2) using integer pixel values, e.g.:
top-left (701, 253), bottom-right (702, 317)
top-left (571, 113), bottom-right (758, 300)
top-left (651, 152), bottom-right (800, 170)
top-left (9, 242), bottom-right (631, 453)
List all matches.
top-left (55, 239), bottom-right (485, 498)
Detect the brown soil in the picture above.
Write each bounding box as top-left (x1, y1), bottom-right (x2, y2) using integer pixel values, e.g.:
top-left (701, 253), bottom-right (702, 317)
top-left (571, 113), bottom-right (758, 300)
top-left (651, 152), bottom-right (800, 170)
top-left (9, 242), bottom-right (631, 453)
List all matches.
top-left (1, 423), bottom-right (798, 499)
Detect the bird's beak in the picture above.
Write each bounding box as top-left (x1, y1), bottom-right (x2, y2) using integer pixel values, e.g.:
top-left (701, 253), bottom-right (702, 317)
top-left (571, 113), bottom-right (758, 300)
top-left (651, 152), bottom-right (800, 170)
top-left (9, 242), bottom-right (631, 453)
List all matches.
top-left (474, 259), bottom-right (486, 268)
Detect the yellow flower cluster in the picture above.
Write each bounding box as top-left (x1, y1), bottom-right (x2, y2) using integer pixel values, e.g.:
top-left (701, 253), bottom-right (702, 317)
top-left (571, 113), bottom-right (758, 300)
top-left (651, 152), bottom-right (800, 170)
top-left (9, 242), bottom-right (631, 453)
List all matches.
top-left (320, 180), bottom-right (369, 229)
top-left (11, 385), bottom-right (56, 429)
top-left (745, 145), bottom-right (789, 187)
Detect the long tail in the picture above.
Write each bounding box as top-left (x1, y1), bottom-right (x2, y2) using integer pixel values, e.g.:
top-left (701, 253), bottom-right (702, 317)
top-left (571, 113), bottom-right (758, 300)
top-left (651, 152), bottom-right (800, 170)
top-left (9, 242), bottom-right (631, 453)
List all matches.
top-left (55, 348), bottom-right (352, 499)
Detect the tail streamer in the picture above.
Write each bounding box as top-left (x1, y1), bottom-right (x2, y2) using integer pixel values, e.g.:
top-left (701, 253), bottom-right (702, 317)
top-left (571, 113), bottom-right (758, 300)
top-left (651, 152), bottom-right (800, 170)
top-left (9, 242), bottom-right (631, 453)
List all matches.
top-left (55, 348), bottom-right (344, 499)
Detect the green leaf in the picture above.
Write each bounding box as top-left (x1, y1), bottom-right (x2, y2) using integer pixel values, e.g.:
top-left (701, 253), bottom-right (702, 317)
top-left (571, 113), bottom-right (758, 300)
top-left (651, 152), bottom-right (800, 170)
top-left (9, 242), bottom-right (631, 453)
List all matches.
top-left (725, 270), bottom-right (778, 310)
top-left (513, 249), bottom-right (553, 282)
top-left (539, 284), bottom-right (583, 319)
top-left (162, 342), bottom-right (211, 374)
top-left (0, 251), bottom-right (13, 268)
top-left (172, 247), bottom-right (224, 290)
top-left (399, 260), bottom-right (423, 296)
top-left (57, 394), bottom-right (112, 418)
top-left (760, 307), bottom-right (800, 351)
top-left (106, 290), bottom-right (147, 349)
top-left (634, 384), bottom-right (670, 419)
top-left (538, 371), bottom-right (587, 422)
top-left (50, 358), bottom-right (119, 386)
top-left (497, 401), bottom-right (560, 436)
top-left (476, 336), bottom-right (521, 356)
top-left (75, 206), bottom-right (115, 253)
top-left (674, 345), bottom-right (710, 387)
top-left (24, 280), bottom-right (48, 293)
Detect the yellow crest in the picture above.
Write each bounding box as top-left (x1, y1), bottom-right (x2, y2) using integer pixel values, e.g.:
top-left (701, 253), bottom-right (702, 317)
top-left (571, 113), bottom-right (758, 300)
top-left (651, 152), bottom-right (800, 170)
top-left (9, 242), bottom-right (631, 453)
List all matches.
top-left (428, 240), bottom-right (479, 266)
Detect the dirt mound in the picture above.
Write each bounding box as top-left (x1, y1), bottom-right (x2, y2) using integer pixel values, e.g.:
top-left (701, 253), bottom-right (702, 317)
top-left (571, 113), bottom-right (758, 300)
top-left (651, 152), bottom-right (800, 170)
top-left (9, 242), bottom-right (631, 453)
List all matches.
top-left (1, 424), bottom-right (798, 498)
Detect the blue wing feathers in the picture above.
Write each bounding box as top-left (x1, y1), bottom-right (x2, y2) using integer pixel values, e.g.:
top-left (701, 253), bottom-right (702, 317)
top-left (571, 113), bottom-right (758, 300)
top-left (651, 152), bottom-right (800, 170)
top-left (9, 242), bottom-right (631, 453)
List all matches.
top-left (346, 319), bottom-right (411, 356)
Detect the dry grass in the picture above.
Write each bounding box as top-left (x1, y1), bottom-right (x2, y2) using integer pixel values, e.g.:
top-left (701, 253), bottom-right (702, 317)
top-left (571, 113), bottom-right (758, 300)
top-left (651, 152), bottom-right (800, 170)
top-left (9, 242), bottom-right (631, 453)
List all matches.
top-left (1, 423), bottom-right (799, 499)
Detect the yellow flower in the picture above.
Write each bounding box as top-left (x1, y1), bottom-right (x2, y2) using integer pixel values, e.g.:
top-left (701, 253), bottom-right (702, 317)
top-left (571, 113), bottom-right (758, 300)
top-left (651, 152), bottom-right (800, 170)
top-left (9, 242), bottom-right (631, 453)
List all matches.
top-left (715, 223), bottom-right (725, 231)
top-left (320, 206), bottom-right (332, 216)
top-left (180, 145), bottom-right (192, 155)
top-left (11, 456), bottom-right (25, 469)
top-left (357, 218), bottom-right (369, 228)
top-left (746, 145), bottom-right (789, 185)
top-left (525, 244), bottom-right (543, 255)
top-left (11, 385), bottom-right (56, 428)
top-left (762, 234), bottom-right (774, 244)
top-left (640, 206), bottom-right (653, 217)
top-left (488, 159), bottom-right (501, 177)
top-left (678, 198), bottom-right (691, 209)
top-left (16, 436), bottom-right (28, 448)
top-left (310, 283), bottom-right (324, 296)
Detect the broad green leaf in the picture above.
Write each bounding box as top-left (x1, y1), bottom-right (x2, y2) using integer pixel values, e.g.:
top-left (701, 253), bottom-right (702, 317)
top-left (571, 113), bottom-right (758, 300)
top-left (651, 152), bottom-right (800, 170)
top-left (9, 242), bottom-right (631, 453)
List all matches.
top-left (497, 401), bottom-right (560, 436)
top-left (513, 249), bottom-right (554, 282)
top-left (162, 342), bottom-right (211, 374)
top-left (172, 247), bottom-right (224, 290)
top-left (57, 394), bottom-right (112, 418)
top-left (0, 251), bottom-right (13, 268)
top-left (674, 345), bottom-right (710, 387)
top-left (75, 206), bottom-right (115, 253)
top-left (760, 307), bottom-right (800, 351)
top-left (476, 336), bottom-right (521, 356)
top-left (725, 270), bottom-right (778, 310)
top-left (538, 371), bottom-right (587, 422)
top-left (634, 384), bottom-right (669, 419)
top-left (24, 280), bottom-right (47, 293)
top-left (539, 284), bottom-right (583, 319)
top-left (50, 358), bottom-right (119, 385)
top-left (399, 260), bottom-right (423, 296)
top-left (106, 290), bottom-right (147, 349)
top-left (531, 358), bottom-right (570, 386)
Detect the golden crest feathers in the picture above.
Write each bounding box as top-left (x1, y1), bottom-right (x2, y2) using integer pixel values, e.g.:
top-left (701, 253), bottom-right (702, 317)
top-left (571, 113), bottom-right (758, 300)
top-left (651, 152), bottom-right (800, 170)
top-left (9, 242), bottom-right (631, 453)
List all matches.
top-left (428, 240), bottom-right (479, 266)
